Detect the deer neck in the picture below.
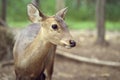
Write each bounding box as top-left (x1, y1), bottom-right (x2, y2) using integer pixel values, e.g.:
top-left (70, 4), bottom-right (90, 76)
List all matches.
top-left (19, 28), bottom-right (55, 68)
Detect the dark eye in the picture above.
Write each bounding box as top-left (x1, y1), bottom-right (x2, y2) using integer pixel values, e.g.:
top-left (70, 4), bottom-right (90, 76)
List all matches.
top-left (52, 24), bottom-right (58, 30)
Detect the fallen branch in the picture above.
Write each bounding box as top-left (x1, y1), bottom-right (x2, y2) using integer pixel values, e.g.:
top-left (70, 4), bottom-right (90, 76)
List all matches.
top-left (1, 50), bottom-right (120, 68)
top-left (56, 50), bottom-right (120, 67)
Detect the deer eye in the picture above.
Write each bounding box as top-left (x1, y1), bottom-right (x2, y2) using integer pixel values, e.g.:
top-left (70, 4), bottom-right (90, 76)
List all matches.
top-left (52, 24), bottom-right (58, 30)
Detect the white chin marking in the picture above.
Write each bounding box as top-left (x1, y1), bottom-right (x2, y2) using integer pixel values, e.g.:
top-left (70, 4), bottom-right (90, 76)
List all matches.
top-left (65, 45), bottom-right (71, 49)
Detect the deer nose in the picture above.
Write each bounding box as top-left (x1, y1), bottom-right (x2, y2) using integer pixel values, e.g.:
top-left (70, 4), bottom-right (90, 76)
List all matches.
top-left (69, 40), bottom-right (76, 47)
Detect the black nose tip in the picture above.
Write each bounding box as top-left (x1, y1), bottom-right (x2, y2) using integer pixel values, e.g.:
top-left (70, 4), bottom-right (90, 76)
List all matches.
top-left (69, 40), bottom-right (76, 47)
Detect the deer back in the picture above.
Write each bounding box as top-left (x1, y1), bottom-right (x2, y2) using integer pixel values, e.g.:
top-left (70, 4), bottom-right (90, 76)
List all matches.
top-left (14, 23), bottom-right (40, 54)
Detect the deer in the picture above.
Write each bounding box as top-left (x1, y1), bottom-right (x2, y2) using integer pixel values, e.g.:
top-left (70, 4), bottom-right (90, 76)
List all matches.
top-left (13, 3), bottom-right (76, 80)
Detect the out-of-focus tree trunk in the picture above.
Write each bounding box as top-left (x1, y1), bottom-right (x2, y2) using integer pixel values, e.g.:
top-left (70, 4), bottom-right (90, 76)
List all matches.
top-left (0, 0), bottom-right (7, 26)
top-left (96, 0), bottom-right (108, 46)
top-left (0, 0), bottom-right (13, 61)
top-left (0, 27), bottom-right (13, 61)
top-left (31, 0), bottom-right (40, 7)
top-left (76, 0), bottom-right (80, 9)
top-left (56, 0), bottom-right (65, 11)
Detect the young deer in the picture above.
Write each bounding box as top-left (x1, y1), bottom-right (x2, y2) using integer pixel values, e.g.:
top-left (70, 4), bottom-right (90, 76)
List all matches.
top-left (13, 4), bottom-right (76, 80)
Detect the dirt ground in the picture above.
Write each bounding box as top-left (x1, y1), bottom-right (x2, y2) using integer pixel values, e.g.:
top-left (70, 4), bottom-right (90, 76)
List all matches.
top-left (0, 30), bottom-right (120, 80)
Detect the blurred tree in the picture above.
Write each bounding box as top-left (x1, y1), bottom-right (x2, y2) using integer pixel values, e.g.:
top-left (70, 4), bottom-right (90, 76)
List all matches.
top-left (31, 0), bottom-right (40, 7)
top-left (0, 0), bottom-right (7, 27)
top-left (56, 0), bottom-right (65, 11)
top-left (77, 0), bottom-right (80, 9)
top-left (96, 0), bottom-right (108, 46)
top-left (0, 0), bottom-right (13, 61)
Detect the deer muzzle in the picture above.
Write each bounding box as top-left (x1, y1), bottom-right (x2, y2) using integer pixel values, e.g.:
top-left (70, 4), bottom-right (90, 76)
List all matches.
top-left (60, 39), bottom-right (76, 48)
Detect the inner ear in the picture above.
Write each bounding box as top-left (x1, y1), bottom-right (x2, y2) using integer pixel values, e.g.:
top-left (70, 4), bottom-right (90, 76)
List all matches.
top-left (56, 7), bottom-right (68, 19)
top-left (27, 4), bottom-right (46, 23)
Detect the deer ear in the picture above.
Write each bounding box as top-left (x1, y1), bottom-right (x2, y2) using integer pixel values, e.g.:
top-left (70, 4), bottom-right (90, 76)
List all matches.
top-left (56, 7), bottom-right (68, 19)
top-left (27, 4), bottom-right (45, 23)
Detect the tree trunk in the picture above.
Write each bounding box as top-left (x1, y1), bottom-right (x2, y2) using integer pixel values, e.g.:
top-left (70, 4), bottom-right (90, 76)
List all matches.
top-left (96, 0), bottom-right (108, 46)
top-left (0, 27), bottom-right (13, 61)
top-left (76, 0), bottom-right (80, 9)
top-left (56, 0), bottom-right (65, 11)
top-left (31, 0), bottom-right (40, 7)
top-left (0, 0), bottom-right (13, 61)
top-left (0, 0), bottom-right (7, 26)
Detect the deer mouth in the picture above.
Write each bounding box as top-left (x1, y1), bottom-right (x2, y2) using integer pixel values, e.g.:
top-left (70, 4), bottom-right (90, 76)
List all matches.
top-left (63, 43), bottom-right (76, 49)
top-left (64, 45), bottom-right (71, 49)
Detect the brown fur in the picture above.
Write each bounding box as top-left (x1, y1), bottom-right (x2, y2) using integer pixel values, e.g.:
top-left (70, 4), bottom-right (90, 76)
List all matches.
top-left (13, 4), bottom-right (76, 80)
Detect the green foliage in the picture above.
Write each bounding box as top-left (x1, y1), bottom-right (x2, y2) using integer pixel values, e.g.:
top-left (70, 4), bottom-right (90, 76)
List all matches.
top-left (7, 0), bottom-right (30, 21)
top-left (8, 20), bottom-right (120, 31)
top-left (4, 0), bottom-right (120, 30)
top-left (6, 0), bottom-right (120, 21)
top-left (7, 0), bottom-right (56, 22)
top-left (106, 3), bottom-right (120, 21)
top-left (40, 0), bottom-right (55, 15)
top-left (65, 0), bottom-right (95, 21)
top-left (67, 5), bottom-right (95, 21)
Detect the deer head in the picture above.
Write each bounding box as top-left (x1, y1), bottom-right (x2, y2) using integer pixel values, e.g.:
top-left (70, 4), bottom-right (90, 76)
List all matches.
top-left (27, 4), bottom-right (76, 48)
